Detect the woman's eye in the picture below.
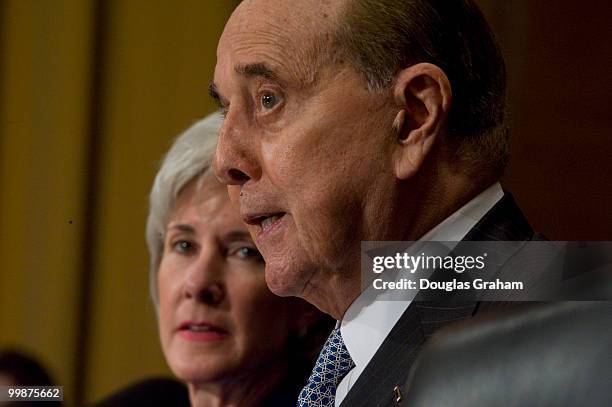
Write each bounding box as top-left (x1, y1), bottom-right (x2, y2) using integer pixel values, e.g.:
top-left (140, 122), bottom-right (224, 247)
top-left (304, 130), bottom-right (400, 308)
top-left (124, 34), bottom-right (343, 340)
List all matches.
top-left (173, 240), bottom-right (193, 253)
top-left (233, 246), bottom-right (264, 262)
top-left (260, 91), bottom-right (279, 110)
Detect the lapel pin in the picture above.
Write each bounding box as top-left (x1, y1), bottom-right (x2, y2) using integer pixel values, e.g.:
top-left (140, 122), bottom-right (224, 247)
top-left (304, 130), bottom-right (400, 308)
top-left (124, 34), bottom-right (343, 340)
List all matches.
top-left (393, 385), bottom-right (403, 405)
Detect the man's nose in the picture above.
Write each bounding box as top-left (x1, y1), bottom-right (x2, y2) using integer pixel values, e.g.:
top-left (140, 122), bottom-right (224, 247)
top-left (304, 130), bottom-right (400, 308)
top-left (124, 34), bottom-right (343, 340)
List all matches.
top-left (213, 117), bottom-right (260, 185)
top-left (182, 248), bottom-right (225, 305)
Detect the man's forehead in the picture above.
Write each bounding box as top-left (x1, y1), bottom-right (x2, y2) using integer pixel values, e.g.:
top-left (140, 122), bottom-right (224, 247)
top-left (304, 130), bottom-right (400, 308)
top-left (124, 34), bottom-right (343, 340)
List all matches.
top-left (214, 0), bottom-right (339, 94)
top-left (232, 0), bottom-right (341, 29)
top-left (218, 0), bottom-right (341, 67)
top-left (213, 0), bottom-right (347, 99)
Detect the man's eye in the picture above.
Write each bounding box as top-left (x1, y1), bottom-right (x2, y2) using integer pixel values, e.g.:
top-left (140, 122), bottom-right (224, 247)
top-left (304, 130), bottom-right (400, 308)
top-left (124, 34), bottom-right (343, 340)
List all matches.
top-left (260, 91), bottom-right (279, 110)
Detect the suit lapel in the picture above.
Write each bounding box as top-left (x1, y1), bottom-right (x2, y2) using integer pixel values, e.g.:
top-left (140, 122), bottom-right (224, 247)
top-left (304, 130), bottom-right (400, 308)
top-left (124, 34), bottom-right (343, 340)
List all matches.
top-left (339, 301), bottom-right (479, 407)
top-left (462, 192), bottom-right (534, 242)
top-left (338, 300), bottom-right (423, 407)
top-left (339, 193), bottom-right (535, 406)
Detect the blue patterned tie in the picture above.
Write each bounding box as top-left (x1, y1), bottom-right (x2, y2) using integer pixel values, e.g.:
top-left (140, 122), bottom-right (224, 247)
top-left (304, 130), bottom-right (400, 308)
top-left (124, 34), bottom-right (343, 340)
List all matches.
top-left (298, 327), bottom-right (355, 406)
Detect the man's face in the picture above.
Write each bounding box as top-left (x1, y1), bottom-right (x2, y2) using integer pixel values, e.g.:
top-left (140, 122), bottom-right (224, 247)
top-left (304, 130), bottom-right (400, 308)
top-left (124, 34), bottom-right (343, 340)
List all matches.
top-left (213, 0), bottom-right (399, 309)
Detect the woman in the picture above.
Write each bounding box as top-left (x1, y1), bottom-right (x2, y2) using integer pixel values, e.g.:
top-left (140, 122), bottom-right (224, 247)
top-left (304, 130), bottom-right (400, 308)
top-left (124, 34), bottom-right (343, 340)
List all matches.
top-left (146, 112), bottom-right (327, 406)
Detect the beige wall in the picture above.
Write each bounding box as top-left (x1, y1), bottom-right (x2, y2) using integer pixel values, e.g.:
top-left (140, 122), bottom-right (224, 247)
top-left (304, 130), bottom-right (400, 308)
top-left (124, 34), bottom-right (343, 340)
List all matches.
top-left (0, 1), bottom-right (236, 405)
top-left (0, 0), bottom-right (94, 404)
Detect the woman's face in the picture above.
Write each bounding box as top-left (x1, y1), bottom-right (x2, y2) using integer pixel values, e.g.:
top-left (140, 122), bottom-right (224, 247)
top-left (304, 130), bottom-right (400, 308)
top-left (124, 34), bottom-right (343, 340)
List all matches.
top-left (158, 175), bottom-right (301, 385)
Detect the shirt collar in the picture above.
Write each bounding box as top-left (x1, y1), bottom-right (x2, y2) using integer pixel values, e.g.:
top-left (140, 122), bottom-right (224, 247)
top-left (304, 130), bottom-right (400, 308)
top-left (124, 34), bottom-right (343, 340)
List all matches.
top-left (339, 182), bottom-right (504, 374)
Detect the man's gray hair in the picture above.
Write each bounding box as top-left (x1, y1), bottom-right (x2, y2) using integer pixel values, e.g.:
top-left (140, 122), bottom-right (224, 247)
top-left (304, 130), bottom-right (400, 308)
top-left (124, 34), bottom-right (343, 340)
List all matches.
top-left (146, 111), bottom-right (224, 306)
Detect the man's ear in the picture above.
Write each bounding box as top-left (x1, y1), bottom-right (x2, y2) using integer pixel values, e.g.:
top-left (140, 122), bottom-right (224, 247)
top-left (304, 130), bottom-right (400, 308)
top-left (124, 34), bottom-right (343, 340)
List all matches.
top-left (391, 63), bottom-right (451, 180)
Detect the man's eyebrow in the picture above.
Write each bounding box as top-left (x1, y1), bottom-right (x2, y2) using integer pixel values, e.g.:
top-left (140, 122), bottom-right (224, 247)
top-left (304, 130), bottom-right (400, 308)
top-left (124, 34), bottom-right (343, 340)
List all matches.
top-left (208, 63), bottom-right (284, 107)
top-left (235, 63), bottom-right (282, 83)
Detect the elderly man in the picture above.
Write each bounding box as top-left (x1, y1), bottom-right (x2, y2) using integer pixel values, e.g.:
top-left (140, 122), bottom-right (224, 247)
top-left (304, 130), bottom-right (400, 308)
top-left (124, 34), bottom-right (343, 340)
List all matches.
top-left (211, 0), bottom-right (530, 406)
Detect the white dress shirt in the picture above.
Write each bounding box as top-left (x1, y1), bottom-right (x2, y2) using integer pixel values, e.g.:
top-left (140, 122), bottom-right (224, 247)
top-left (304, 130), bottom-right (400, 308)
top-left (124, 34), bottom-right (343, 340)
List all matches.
top-left (334, 182), bottom-right (504, 406)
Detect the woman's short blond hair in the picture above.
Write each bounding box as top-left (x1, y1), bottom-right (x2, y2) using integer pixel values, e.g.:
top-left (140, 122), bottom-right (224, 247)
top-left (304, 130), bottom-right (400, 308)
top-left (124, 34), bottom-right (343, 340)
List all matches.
top-left (145, 111), bottom-right (223, 306)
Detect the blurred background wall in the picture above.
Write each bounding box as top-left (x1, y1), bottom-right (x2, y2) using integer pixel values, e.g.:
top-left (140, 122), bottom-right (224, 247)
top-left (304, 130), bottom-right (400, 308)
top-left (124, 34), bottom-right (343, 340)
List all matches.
top-left (0, 0), bottom-right (610, 406)
top-left (0, 1), bottom-right (237, 405)
top-left (480, 0), bottom-right (612, 240)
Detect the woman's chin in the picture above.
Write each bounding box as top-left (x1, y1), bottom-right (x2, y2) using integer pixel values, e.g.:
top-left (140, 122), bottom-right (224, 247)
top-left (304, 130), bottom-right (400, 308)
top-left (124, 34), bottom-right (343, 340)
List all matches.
top-left (169, 355), bottom-right (232, 385)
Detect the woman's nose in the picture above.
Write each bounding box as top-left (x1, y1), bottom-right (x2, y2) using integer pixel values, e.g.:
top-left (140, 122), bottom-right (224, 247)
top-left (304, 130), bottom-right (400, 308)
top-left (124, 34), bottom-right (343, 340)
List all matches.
top-left (182, 248), bottom-right (225, 305)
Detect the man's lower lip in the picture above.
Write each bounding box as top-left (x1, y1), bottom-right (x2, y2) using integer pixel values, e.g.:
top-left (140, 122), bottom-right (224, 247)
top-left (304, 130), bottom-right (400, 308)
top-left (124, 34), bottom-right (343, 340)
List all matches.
top-left (178, 330), bottom-right (228, 342)
top-left (257, 213), bottom-right (286, 238)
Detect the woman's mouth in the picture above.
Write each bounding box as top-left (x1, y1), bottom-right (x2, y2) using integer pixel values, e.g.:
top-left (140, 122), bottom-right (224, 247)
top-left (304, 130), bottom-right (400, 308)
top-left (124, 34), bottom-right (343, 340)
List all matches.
top-left (178, 322), bottom-right (229, 342)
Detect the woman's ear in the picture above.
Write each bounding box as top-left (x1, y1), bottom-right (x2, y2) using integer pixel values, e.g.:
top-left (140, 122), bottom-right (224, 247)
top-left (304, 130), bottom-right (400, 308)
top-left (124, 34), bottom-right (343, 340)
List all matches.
top-left (391, 63), bottom-right (452, 180)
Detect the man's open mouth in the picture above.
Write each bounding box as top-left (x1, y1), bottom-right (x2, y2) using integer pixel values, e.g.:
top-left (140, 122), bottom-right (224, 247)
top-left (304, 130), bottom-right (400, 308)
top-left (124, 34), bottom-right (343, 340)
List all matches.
top-left (244, 212), bottom-right (286, 232)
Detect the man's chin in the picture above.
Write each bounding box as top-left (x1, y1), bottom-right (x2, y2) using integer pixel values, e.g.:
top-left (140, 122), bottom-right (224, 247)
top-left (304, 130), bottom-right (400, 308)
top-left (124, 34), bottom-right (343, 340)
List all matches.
top-left (264, 262), bottom-right (307, 298)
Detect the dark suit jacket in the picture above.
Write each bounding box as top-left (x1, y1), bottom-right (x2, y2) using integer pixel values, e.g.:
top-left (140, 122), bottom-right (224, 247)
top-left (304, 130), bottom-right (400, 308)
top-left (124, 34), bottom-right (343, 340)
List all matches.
top-left (91, 376), bottom-right (300, 407)
top-left (339, 192), bottom-right (539, 407)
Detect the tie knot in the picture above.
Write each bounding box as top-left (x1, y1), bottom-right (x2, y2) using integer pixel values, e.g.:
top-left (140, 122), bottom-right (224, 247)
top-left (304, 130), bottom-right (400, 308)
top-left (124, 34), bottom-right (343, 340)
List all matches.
top-left (298, 328), bottom-right (355, 406)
